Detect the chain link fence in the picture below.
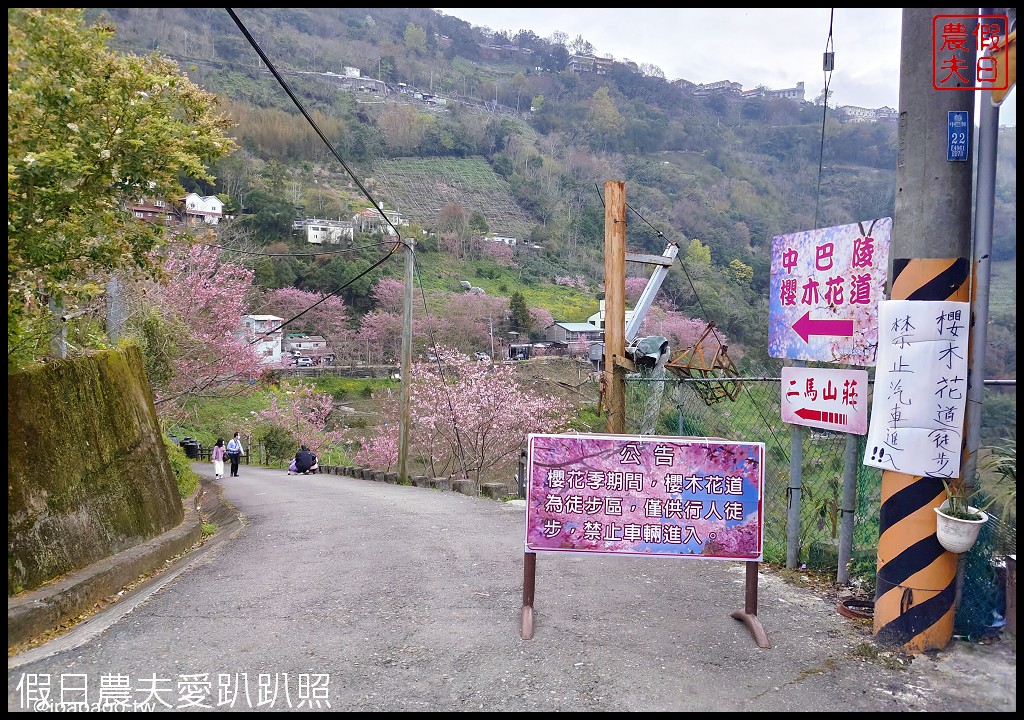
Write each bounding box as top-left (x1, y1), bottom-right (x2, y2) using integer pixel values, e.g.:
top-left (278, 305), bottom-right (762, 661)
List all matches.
top-left (624, 362), bottom-right (1015, 638)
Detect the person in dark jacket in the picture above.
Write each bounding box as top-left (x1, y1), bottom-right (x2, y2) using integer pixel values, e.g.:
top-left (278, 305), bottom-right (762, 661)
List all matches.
top-left (294, 445), bottom-right (317, 474)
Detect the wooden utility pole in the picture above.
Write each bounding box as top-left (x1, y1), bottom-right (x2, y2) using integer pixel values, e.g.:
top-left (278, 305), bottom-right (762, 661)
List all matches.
top-left (397, 236), bottom-right (415, 483)
top-left (603, 181), bottom-right (630, 434)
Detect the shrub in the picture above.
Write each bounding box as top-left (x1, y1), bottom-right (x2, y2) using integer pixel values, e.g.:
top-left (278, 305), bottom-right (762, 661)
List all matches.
top-left (262, 425), bottom-right (297, 465)
top-left (165, 436), bottom-right (199, 499)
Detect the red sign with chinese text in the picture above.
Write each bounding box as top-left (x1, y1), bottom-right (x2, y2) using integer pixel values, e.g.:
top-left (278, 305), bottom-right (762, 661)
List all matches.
top-left (933, 14), bottom-right (1010, 92)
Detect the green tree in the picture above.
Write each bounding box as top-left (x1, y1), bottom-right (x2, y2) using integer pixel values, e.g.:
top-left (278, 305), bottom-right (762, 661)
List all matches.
top-left (509, 291), bottom-right (531, 335)
top-left (8, 8), bottom-right (236, 367)
top-left (469, 211), bottom-right (489, 234)
top-left (684, 239), bottom-right (712, 267)
top-left (587, 87), bottom-right (625, 151)
top-left (403, 23), bottom-right (427, 55)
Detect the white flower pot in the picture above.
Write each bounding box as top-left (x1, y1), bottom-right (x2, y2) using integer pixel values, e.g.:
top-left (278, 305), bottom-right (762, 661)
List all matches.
top-left (934, 502), bottom-right (989, 553)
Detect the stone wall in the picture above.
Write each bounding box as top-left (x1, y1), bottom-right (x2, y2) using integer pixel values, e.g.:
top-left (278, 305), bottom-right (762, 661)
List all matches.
top-left (7, 346), bottom-right (183, 596)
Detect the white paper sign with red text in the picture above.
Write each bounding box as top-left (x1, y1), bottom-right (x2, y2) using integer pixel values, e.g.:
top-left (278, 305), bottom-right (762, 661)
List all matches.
top-left (781, 366), bottom-right (869, 435)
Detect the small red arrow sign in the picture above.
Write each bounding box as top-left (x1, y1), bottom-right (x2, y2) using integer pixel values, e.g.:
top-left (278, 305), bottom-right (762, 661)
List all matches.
top-left (792, 311), bottom-right (854, 343)
top-left (794, 407), bottom-right (848, 425)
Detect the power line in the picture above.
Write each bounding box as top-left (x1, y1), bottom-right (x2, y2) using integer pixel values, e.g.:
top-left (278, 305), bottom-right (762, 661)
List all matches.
top-left (814, 9), bottom-right (836, 230)
top-left (225, 8), bottom-right (402, 240)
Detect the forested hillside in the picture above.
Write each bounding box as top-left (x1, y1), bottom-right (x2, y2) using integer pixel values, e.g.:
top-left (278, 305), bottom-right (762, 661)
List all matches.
top-left (88, 7), bottom-right (1016, 372)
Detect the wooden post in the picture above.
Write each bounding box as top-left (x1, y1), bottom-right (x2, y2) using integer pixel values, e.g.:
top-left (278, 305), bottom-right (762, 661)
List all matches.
top-left (603, 181), bottom-right (628, 435)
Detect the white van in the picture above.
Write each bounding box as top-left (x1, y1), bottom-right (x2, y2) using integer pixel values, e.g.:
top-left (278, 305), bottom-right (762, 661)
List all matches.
top-left (296, 357), bottom-right (314, 367)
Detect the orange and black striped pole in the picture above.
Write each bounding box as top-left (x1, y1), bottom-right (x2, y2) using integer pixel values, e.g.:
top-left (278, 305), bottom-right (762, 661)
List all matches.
top-left (872, 9), bottom-right (978, 654)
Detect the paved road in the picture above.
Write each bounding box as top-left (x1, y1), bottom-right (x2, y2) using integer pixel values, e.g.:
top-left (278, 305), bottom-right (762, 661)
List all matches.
top-left (7, 464), bottom-right (1015, 712)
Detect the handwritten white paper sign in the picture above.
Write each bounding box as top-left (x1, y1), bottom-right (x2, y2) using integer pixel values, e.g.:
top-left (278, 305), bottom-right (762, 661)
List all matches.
top-left (863, 300), bottom-right (970, 478)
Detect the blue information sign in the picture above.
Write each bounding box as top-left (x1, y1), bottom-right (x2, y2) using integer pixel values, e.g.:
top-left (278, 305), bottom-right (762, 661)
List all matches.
top-left (947, 111), bottom-right (969, 162)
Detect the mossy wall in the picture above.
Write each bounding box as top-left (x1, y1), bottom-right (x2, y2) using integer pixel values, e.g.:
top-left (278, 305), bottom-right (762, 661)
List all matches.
top-left (8, 345), bottom-right (183, 595)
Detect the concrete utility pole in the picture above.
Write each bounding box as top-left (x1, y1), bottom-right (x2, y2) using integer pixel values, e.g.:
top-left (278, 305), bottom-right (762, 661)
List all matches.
top-left (397, 235), bottom-right (415, 483)
top-left (603, 181), bottom-right (629, 435)
top-left (873, 7), bottom-right (976, 654)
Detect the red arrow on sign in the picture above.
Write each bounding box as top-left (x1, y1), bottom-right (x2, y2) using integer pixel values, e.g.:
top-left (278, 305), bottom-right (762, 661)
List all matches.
top-left (794, 407), bottom-right (848, 425)
top-left (792, 311), bottom-right (854, 343)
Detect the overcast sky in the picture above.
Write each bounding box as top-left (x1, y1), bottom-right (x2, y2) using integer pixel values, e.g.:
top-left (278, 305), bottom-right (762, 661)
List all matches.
top-left (435, 8), bottom-right (1016, 127)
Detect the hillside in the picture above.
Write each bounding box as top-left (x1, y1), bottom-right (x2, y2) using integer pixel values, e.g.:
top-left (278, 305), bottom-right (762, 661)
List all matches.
top-left (87, 7), bottom-right (1015, 377)
top-left (374, 156), bottom-right (535, 238)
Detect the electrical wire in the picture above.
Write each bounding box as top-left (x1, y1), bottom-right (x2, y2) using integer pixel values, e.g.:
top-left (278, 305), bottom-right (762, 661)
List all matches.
top-left (615, 193), bottom-right (790, 459)
top-left (412, 259), bottom-right (472, 480)
top-left (209, 238), bottom-right (398, 257)
top-left (225, 8), bottom-right (402, 241)
top-left (814, 10), bottom-right (835, 230)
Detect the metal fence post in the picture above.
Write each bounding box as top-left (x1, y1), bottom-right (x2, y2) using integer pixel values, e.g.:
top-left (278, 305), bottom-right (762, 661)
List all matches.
top-left (837, 433), bottom-right (860, 583)
top-left (518, 448), bottom-right (527, 499)
top-left (786, 361), bottom-right (805, 569)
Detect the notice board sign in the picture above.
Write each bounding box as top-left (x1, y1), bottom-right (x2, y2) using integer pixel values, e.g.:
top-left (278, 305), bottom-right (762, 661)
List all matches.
top-left (863, 300), bottom-right (970, 478)
top-left (525, 433), bottom-right (765, 561)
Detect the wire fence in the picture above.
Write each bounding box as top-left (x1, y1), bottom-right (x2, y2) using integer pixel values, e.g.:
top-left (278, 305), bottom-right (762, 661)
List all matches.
top-left (624, 363), bottom-right (1016, 638)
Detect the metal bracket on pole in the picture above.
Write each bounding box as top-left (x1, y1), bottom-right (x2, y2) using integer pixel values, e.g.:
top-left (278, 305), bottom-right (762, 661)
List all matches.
top-left (624, 244), bottom-right (679, 344)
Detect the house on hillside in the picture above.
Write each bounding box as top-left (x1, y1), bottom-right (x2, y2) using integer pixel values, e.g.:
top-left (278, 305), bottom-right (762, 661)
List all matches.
top-left (741, 81), bottom-right (805, 101)
top-left (487, 233), bottom-right (518, 246)
top-left (587, 300), bottom-right (636, 330)
top-left (241, 315), bottom-right (284, 365)
top-left (838, 105), bottom-right (899, 123)
top-left (282, 334), bottom-right (330, 365)
top-left (293, 217), bottom-right (354, 245)
top-left (183, 192), bottom-right (224, 225)
top-left (566, 54), bottom-right (615, 76)
top-left (544, 321), bottom-right (603, 345)
top-left (693, 80), bottom-right (743, 96)
top-left (128, 192), bottom-right (224, 227)
top-left (544, 321), bottom-right (604, 357)
top-left (129, 196), bottom-right (173, 225)
top-left (353, 206), bottom-right (404, 235)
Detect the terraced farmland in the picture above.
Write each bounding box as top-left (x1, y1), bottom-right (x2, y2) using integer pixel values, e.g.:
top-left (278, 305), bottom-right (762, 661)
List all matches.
top-left (372, 156), bottom-right (536, 239)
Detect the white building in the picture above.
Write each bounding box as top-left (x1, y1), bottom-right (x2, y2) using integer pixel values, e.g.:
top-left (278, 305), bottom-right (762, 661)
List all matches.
top-left (282, 334), bottom-right (332, 366)
top-left (294, 218), bottom-right (355, 245)
top-left (183, 192), bottom-right (224, 225)
top-left (241, 315), bottom-right (284, 365)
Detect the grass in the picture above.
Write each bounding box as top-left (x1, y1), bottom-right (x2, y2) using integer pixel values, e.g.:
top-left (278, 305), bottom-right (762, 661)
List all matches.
top-left (989, 258), bottom-right (1016, 317)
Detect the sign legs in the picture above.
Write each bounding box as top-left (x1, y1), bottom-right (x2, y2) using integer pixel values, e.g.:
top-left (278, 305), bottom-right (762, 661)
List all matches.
top-left (521, 551), bottom-right (536, 640)
top-left (731, 561), bottom-right (771, 648)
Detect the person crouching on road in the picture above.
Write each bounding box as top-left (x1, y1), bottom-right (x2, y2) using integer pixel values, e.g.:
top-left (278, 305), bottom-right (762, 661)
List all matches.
top-left (294, 445), bottom-right (317, 474)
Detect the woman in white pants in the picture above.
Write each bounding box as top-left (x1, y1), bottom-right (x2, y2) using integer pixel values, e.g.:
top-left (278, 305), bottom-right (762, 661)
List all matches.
top-left (211, 438), bottom-right (226, 479)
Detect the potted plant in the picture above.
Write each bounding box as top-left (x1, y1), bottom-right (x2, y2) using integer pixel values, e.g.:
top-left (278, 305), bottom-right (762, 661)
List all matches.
top-left (934, 479), bottom-right (991, 553)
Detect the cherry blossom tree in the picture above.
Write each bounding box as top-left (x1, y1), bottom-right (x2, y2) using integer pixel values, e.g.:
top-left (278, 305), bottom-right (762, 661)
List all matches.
top-left (146, 241), bottom-right (264, 414)
top-left (353, 347), bottom-right (572, 480)
top-left (530, 307), bottom-right (554, 336)
top-left (257, 379), bottom-right (347, 458)
top-left (625, 276), bottom-right (648, 304)
top-left (257, 288), bottom-right (349, 337)
top-left (371, 277), bottom-right (405, 314)
top-left (256, 287), bottom-right (352, 359)
top-left (636, 304), bottom-right (719, 354)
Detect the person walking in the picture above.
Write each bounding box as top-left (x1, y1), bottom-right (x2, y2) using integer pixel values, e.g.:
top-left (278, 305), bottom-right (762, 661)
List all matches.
top-left (210, 438), bottom-right (226, 479)
top-left (226, 432), bottom-right (245, 477)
